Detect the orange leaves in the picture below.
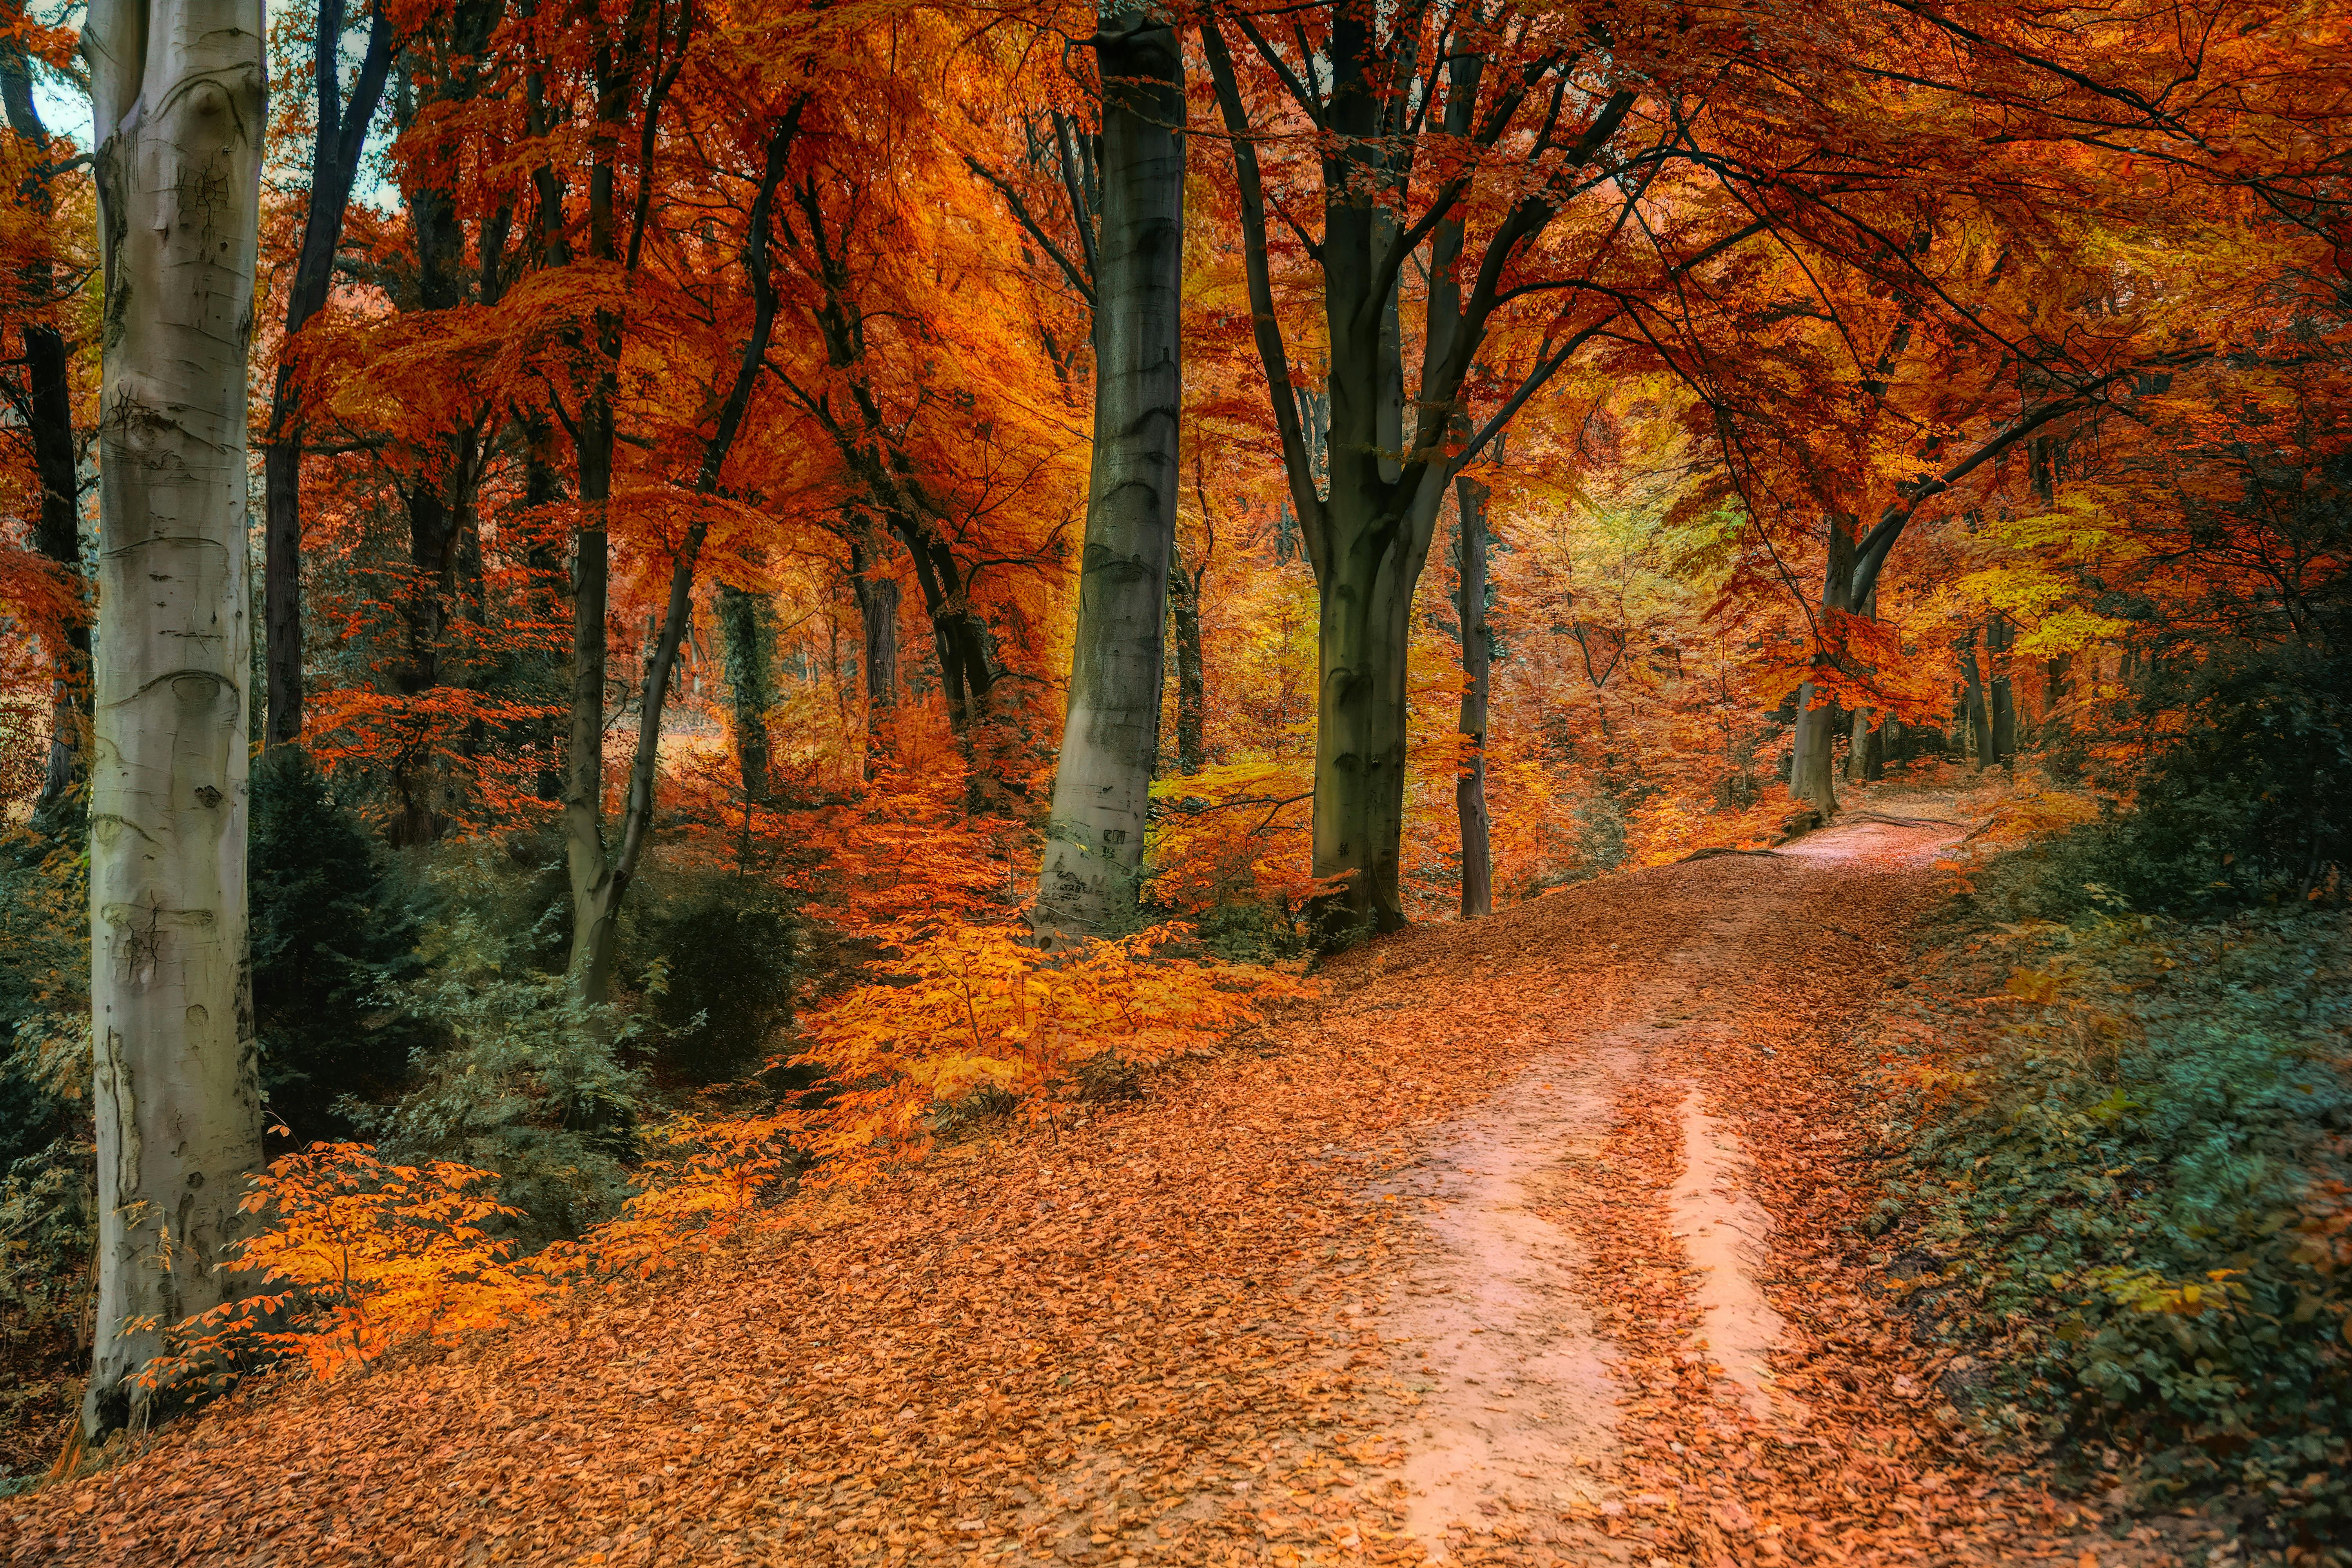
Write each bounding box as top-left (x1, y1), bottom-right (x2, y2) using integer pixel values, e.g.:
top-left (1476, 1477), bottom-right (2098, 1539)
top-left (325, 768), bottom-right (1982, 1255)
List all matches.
top-left (790, 921), bottom-right (1317, 1172)
top-left (140, 1144), bottom-right (552, 1390)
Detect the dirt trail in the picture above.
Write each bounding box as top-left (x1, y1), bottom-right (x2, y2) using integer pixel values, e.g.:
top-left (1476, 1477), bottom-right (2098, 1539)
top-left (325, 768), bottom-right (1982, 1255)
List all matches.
top-left (1354, 809), bottom-right (1960, 1563)
top-left (16, 798), bottom-right (2147, 1568)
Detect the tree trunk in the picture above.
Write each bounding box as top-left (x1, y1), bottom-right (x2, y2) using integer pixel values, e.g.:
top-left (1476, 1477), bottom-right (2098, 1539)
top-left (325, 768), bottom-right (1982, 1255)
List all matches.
top-left (1455, 472), bottom-right (1493, 919)
top-left (81, 0), bottom-right (267, 1437)
top-left (0, 33), bottom-right (92, 827)
top-left (1789, 518), bottom-right (1857, 817)
top-left (2042, 652), bottom-right (2072, 741)
top-left (848, 531), bottom-right (900, 760)
top-left (564, 77), bottom-right (790, 1005)
top-left (716, 581), bottom-right (773, 802)
top-left (1033, 2), bottom-right (1184, 943)
top-left (1169, 538), bottom-right (1206, 775)
top-left (1959, 628), bottom-right (1992, 769)
top-left (261, 0), bottom-right (395, 748)
top-left (1987, 617), bottom-right (2016, 763)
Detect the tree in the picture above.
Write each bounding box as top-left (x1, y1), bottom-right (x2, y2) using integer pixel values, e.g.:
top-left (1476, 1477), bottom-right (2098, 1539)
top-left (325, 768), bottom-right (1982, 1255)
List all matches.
top-left (261, 0), bottom-right (396, 748)
top-left (1, 0), bottom-right (90, 826)
top-left (80, 0), bottom-right (268, 1435)
top-left (1032, 3), bottom-right (1185, 943)
top-left (1199, 2), bottom-right (1772, 939)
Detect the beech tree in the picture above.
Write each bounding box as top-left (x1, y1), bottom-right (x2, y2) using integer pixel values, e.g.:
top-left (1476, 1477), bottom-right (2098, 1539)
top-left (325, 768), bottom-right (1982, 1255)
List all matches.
top-left (1199, 1), bottom-right (1779, 939)
top-left (1032, 3), bottom-right (1186, 942)
top-left (80, 0), bottom-right (269, 1435)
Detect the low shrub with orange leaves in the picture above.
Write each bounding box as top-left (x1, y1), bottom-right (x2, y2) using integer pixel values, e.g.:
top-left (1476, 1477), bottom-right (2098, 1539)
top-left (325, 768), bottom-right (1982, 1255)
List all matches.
top-left (786, 920), bottom-right (1317, 1171)
top-left (144, 921), bottom-right (1304, 1390)
top-left (139, 1144), bottom-right (554, 1392)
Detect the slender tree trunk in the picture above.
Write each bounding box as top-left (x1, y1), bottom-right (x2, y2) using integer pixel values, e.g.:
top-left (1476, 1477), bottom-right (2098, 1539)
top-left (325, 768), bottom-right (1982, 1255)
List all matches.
top-left (1842, 584), bottom-right (1878, 785)
top-left (2041, 652), bottom-right (2072, 742)
top-left (1455, 473), bottom-right (1493, 919)
top-left (1033, 2), bottom-right (1184, 942)
top-left (1168, 539), bottom-right (1206, 775)
top-left (1789, 518), bottom-right (1857, 817)
top-left (716, 581), bottom-right (773, 802)
top-left (81, 0), bottom-right (267, 1437)
top-left (262, 0), bottom-right (395, 748)
top-left (1959, 628), bottom-right (1992, 769)
top-left (4, 16), bottom-right (93, 826)
top-left (1988, 617), bottom-right (2016, 763)
top-left (565, 78), bottom-right (791, 1004)
top-left (849, 538), bottom-right (901, 758)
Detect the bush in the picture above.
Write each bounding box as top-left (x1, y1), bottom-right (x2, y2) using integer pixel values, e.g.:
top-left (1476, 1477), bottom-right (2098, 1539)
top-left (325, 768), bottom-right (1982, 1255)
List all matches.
top-left (624, 866), bottom-right (796, 1085)
top-left (348, 914), bottom-right (645, 1245)
top-left (0, 829), bottom-right (83, 1173)
top-left (249, 748), bottom-right (430, 1143)
top-left (1189, 896), bottom-right (1308, 964)
top-left (1881, 900), bottom-right (2351, 1537)
top-left (0, 828), bottom-right (87, 1477)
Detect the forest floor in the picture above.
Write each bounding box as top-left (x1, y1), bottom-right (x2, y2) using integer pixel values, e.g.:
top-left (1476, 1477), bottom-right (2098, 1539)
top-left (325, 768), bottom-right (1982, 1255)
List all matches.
top-left (2, 795), bottom-right (2238, 1567)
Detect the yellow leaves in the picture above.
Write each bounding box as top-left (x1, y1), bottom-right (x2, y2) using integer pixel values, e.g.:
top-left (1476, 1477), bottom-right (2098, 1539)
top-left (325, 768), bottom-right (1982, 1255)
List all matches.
top-left (2004, 967), bottom-right (2067, 1005)
top-left (140, 1143), bottom-right (552, 1391)
top-left (790, 920), bottom-right (1318, 1174)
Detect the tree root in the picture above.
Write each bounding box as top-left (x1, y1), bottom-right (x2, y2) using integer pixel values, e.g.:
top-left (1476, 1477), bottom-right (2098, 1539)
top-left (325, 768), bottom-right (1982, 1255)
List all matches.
top-left (1677, 846), bottom-right (1788, 862)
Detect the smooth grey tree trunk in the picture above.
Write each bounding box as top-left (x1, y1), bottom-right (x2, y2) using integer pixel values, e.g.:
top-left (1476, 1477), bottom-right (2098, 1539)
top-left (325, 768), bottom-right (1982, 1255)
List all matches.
top-left (81, 0), bottom-right (267, 1437)
top-left (1033, 4), bottom-right (1185, 943)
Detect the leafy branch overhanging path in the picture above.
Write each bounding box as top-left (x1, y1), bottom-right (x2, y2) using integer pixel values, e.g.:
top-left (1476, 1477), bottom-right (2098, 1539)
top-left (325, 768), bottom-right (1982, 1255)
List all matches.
top-left (7, 811), bottom-right (2163, 1566)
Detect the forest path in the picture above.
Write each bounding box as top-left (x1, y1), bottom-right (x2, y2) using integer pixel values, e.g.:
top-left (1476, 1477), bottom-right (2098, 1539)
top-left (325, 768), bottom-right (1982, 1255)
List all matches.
top-left (1341, 808), bottom-right (1962, 1565)
top-left (11, 795), bottom-right (2146, 1568)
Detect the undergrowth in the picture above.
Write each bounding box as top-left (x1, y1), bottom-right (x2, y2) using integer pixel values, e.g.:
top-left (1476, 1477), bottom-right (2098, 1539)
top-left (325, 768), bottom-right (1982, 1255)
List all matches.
top-left (1868, 818), bottom-right (2351, 1548)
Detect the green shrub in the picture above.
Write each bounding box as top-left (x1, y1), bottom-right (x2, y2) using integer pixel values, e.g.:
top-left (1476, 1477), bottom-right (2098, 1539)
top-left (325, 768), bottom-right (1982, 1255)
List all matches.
top-left (624, 866), bottom-right (795, 1085)
top-left (249, 747), bottom-right (430, 1143)
top-left (1884, 906), bottom-right (2350, 1536)
top-left (1191, 897), bottom-right (1307, 964)
top-left (347, 913), bottom-right (645, 1245)
top-left (0, 829), bottom-right (84, 1174)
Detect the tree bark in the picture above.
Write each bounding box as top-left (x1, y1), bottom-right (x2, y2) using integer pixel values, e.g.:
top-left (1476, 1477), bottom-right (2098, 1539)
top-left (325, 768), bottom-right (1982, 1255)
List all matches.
top-left (716, 581), bottom-right (773, 802)
top-left (1789, 518), bottom-right (1857, 817)
top-left (0, 26), bottom-right (92, 826)
top-left (1455, 472), bottom-right (1493, 919)
top-left (848, 532), bottom-right (900, 756)
top-left (81, 0), bottom-right (267, 1437)
top-left (1987, 617), bottom-right (2016, 763)
top-left (261, 0), bottom-right (395, 748)
top-left (1033, 2), bottom-right (1185, 942)
top-left (1169, 534), bottom-right (1206, 775)
top-left (1959, 627), bottom-right (1992, 769)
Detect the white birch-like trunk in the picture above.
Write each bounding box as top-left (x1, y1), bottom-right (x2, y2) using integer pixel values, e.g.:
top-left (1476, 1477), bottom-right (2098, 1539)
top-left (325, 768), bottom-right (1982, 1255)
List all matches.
top-left (1033, 4), bottom-right (1185, 943)
top-left (82, 0), bottom-right (267, 1437)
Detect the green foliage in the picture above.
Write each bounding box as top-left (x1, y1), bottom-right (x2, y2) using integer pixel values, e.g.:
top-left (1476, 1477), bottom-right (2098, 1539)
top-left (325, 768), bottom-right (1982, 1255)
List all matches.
top-left (1190, 896), bottom-right (1308, 964)
top-left (348, 913), bottom-right (645, 1246)
top-left (623, 865), bottom-right (797, 1085)
top-left (1885, 901), bottom-right (2351, 1535)
top-left (0, 827), bottom-right (89, 1477)
top-left (0, 829), bottom-right (83, 1172)
top-left (249, 747), bottom-right (430, 1143)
